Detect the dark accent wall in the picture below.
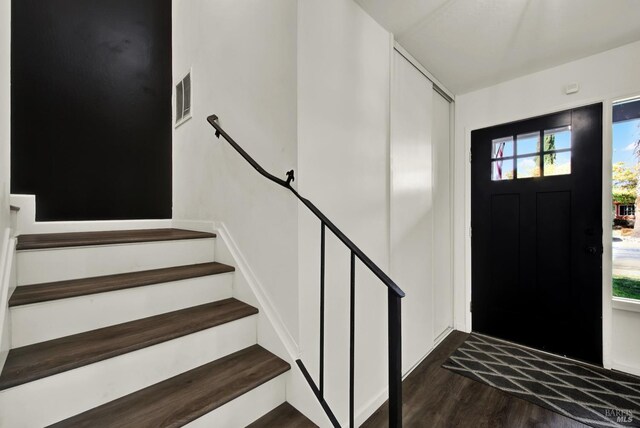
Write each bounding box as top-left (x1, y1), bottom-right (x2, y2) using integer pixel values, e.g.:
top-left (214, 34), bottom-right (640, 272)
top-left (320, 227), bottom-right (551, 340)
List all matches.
top-left (11, 0), bottom-right (172, 221)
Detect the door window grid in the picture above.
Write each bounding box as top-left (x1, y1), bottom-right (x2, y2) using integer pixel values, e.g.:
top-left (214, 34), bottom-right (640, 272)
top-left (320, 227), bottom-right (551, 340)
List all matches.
top-left (491, 126), bottom-right (572, 180)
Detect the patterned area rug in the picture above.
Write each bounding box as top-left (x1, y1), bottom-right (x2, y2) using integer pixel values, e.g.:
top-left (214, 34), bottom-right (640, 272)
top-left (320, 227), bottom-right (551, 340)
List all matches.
top-left (443, 333), bottom-right (640, 428)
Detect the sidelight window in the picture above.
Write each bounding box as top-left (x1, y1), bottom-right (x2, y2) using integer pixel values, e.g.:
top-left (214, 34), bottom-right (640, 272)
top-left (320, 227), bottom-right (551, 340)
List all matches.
top-left (612, 97), bottom-right (640, 301)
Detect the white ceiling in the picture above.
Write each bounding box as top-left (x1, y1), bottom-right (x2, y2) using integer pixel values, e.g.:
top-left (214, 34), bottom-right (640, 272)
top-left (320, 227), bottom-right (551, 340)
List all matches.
top-left (355, 0), bottom-right (640, 94)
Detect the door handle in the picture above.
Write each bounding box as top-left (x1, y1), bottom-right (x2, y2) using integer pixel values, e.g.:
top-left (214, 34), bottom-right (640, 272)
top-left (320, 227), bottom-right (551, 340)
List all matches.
top-left (585, 246), bottom-right (600, 255)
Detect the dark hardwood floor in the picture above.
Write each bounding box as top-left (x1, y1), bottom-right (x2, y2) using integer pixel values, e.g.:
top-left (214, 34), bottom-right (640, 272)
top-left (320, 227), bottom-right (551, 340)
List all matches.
top-left (16, 228), bottom-right (215, 250)
top-left (248, 402), bottom-right (318, 427)
top-left (0, 298), bottom-right (257, 390)
top-left (363, 331), bottom-right (587, 428)
top-left (9, 262), bottom-right (234, 306)
top-left (49, 345), bottom-right (290, 428)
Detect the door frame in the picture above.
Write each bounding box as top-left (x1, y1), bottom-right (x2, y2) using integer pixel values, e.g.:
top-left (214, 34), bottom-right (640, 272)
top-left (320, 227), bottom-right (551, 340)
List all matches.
top-left (470, 104), bottom-right (603, 364)
top-left (461, 94), bottom-right (631, 369)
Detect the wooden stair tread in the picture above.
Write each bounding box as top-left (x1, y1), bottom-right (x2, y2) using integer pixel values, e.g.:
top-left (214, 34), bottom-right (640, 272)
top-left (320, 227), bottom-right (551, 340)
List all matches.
top-left (16, 228), bottom-right (215, 250)
top-left (0, 298), bottom-right (257, 390)
top-left (49, 345), bottom-right (290, 428)
top-left (9, 262), bottom-right (235, 307)
top-left (247, 402), bottom-right (318, 428)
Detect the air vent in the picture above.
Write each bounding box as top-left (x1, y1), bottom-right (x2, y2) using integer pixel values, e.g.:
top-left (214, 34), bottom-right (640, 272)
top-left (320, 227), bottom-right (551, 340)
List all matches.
top-left (175, 71), bottom-right (192, 127)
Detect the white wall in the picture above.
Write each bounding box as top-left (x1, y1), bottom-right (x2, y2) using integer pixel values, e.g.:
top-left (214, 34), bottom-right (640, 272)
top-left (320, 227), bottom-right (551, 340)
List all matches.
top-left (454, 40), bottom-right (640, 373)
top-left (0, 0), bottom-right (9, 230)
top-left (297, 0), bottom-right (392, 424)
top-left (0, 0), bottom-right (11, 367)
top-left (612, 301), bottom-right (640, 376)
top-left (172, 0), bottom-right (299, 342)
top-left (298, 4), bottom-right (455, 422)
top-left (173, 1), bottom-right (455, 424)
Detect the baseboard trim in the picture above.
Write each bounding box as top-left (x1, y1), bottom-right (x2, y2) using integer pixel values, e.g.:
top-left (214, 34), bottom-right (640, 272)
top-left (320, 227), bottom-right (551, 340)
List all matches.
top-left (212, 221), bottom-right (299, 358)
top-left (354, 327), bottom-right (454, 426)
top-left (611, 361), bottom-right (640, 378)
top-left (403, 327), bottom-right (453, 379)
top-left (172, 218), bottom-right (299, 357)
top-left (171, 219), bottom-right (217, 234)
top-left (205, 220), bottom-right (329, 426)
top-left (0, 227), bottom-right (16, 372)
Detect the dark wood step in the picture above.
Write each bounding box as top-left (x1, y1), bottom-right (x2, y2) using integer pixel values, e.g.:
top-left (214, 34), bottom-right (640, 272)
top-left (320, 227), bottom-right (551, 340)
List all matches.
top-left (0, 298), bottom-right (257, 390)
top-left (16, 228), bottom-right (215, 250)
top-left (248, 402), bottom-right (318, 428)
top-left (49, 345), bottom-right (290, 428)
top-left (9, 262), bottom-right (235, 307)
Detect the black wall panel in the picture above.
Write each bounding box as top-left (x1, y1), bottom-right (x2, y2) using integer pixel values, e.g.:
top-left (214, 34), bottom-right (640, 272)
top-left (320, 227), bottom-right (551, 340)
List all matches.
top-left (11, 0), bottom-right (172, 220)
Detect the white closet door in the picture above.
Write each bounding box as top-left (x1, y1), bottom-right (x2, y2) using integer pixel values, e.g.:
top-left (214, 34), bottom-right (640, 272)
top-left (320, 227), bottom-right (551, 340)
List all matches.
top-left (390, 51), bottom-right (434, 373)
top-left (432, 90), bottom-right (453, 341)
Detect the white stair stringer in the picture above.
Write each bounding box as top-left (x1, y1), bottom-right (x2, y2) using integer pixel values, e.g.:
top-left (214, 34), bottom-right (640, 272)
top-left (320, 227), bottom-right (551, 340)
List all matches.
top-left (211, 221), bottom-right (330, 427)
top-left (0, 315), bottom-right (256, 428)
top-left (10, 272), bottom-right (234, 347)
top-left (16, 238), bottom-right (215, 285)
top-left (186, 375), bottom-right (287, 428)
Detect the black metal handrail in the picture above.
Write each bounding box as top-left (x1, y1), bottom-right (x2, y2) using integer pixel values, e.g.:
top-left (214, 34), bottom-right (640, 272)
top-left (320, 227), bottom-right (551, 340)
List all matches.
top-left (208, 114), bottom-right (405, 427)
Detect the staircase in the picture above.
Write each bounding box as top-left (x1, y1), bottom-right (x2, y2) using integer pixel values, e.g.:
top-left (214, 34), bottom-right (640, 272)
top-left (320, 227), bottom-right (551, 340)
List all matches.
top-left (0, 228), bottom-right (315, 427)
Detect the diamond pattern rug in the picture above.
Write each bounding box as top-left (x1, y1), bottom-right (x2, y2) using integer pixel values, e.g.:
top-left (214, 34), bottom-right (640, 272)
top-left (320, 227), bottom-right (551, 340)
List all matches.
top-left (443, 333), bottom-right (640, 427)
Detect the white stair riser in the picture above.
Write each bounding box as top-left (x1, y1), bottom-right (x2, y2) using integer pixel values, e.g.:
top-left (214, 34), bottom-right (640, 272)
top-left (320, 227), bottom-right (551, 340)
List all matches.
top-left (10, 273), bottom-right (234, 347)
top-left (0, 316), bottom-right (256, 428)
top-left (186, 375), bottom-right (286, 428)
top-left (16, 238), bottom-right (215, 285)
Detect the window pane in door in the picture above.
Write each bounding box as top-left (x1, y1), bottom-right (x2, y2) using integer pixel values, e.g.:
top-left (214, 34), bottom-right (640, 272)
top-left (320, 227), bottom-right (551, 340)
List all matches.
top-left (517, 156), bottom-right (540, 178)
top-left (492, 137), bottom-right (513, 158)
top-left (492, 159), bottom-right (513, 181)
top-left (544, 126), bottom-right (571, 151)
top-left (517, 132), bottom-right (539, 155)
top-left (544, 152), bottom-right (571, 176)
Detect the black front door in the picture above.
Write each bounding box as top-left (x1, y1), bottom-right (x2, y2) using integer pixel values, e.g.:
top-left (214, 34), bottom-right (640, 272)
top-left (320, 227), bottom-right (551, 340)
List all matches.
top-left (471, 103), bottom-right (603, 365)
